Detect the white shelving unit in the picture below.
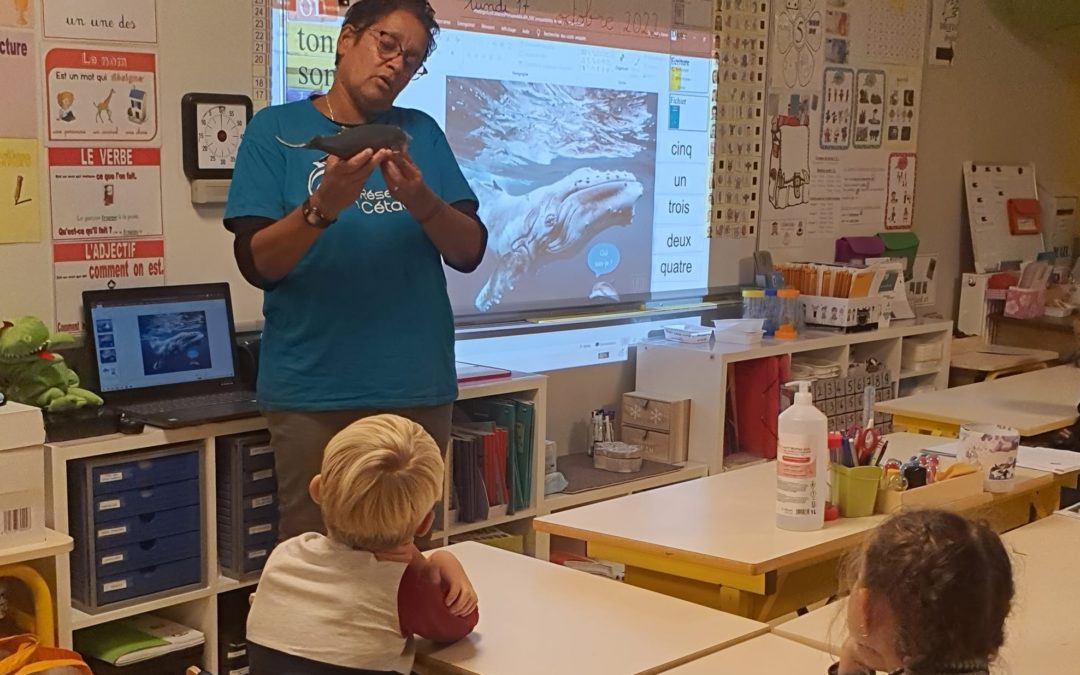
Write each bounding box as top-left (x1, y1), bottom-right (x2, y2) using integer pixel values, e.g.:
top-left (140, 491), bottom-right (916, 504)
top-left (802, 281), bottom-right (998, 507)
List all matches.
top-left (44, 373), bottom-right (548, 670)
top-left (636, 320), bottom-right (954, 474)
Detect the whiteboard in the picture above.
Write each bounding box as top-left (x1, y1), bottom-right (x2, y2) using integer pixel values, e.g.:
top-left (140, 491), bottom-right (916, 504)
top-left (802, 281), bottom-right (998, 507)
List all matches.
top-left (963, 162), bottom-right (1043, 273)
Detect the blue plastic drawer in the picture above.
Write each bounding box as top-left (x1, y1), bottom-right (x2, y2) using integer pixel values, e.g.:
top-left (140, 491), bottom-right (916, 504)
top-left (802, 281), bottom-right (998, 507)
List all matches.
top-left (95, 505), bottom-right (201, 547)
top-left (96, 556), bottom-right (202, 605)
top-left (242, 520), bottom-right (277, 547)
top-left (96, 531), bottom-right (201, 576)
top-left (241, 467), bottom-right (276, 495)
top-left (95, 480), bottom-right (200, 522)
top-left (216, 492), bottom-right (276, 520)
top-left (92, 451), bottom-right (200, 496)
top-left (241, 444), bottom-right (275, 472)
top-left (238, 544), bottom-right (272, 573)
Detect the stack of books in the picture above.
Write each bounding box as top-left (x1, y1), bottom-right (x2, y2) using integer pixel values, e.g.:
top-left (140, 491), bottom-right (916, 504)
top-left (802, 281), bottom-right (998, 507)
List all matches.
top-left (75, 614), bottom-right (204, 673)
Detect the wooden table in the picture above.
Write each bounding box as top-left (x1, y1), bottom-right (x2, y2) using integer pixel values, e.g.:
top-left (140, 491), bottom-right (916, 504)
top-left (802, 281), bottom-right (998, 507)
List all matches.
top-left (990, 312), bottom-right (1076, 360)
top-left (772, 600), bottom-right (846, 656)
top-left (772, 514), bottom-right (1080, 672)
top-left (533, 434), bottom-right (1076, 622)
top-left (876, 365), bottom-right (1080, 437)
top-left (665, 634), bottom-right (836, 674)
top-left (949, 337), bottom-right (1058, 385)
top-left (415, 542), bottom-right (768, 675)
top-left (534, 461), bottom-right (887, 622)
top-left (885, 433), bottom-right (1078, 532)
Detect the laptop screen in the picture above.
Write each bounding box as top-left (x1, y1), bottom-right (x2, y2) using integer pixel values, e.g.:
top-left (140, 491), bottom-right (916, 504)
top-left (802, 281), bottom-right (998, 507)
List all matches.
top-left (87, 287), bottom-right (237, 394)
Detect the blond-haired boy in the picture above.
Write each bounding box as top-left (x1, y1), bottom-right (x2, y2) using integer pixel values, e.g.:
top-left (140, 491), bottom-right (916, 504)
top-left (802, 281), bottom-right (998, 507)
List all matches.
top-left (247, 414), bottom-right (478, 675)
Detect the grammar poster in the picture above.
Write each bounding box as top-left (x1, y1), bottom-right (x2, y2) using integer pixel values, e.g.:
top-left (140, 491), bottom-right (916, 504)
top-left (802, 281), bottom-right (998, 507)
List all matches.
top-left (52, 238), bottom-right (165, 333)
top-left (45, 47), bottom-right (158, 143)
top-left (49, 147), bottom-right (162, 240)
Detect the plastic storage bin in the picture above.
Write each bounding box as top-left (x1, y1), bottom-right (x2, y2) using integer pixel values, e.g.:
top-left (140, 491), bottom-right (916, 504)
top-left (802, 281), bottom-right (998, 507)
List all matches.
top-left (217, 431), bottom-right (279, 579)
top-left (69, 444), bottom-right (205, 613)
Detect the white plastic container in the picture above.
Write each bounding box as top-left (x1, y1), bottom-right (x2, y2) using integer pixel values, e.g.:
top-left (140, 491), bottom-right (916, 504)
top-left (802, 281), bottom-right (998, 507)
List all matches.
top-left (776, 381), bottom-right (828, 531)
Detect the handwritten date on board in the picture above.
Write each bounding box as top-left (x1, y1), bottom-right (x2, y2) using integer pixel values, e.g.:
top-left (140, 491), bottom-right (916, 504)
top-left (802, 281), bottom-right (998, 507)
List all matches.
top-left (461, 0), bottom-right (661, 35)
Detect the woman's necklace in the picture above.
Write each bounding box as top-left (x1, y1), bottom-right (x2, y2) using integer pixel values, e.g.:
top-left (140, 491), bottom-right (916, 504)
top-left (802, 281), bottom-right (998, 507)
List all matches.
top-left (325, 92), bottom-right (338, 124)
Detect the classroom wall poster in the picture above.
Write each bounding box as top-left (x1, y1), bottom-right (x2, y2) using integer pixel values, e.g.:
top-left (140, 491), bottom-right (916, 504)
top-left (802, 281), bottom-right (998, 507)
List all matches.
top-left (49, 147), bottom-right (162, 240)
top-left (883, 67), bottom-right (920, 150)
top-left (42, 0), bottom-right (157, 43)
top-left (885, 152), bottom-right (916, 229)
top-left (0, 29), bottom-right (37, 137)
top-left (45, 47), bottom-right (158, 143)
top-left (0, 0), bottom-right (33, 28)
top-left (52, 238), bottom-right (165, 333)
top-left (0, 138), bottom-right (41, 243)
top-left (760, 0), bottom-right (927, 261)
top-left (929, 0), bottom-right (959, 66)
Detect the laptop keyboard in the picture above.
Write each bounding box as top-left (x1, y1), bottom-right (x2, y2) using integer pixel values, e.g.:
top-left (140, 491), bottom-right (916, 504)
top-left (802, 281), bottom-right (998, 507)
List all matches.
top-left (124, 390), bottom-right (257, 415)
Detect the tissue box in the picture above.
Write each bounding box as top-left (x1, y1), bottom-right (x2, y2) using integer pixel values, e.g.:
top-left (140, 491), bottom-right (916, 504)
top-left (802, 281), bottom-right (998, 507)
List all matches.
top-left (0, 402), bottom-right (47, 547)
top-left (1003, 286), bottom-right (1045, 319)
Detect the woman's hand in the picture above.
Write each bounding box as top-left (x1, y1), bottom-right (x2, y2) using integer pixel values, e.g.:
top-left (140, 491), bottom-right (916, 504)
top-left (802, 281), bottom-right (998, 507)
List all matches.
top-left (313, 148), bottom-right (395, 219)
top-left (382, 149), bottom-right (442, 221)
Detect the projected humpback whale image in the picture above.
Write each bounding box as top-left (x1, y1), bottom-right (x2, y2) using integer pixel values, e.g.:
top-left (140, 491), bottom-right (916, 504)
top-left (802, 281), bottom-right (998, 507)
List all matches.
top-left (138, 311), bottom-right (211, 376)
top-left (445, 77), bottom-right (657, 314)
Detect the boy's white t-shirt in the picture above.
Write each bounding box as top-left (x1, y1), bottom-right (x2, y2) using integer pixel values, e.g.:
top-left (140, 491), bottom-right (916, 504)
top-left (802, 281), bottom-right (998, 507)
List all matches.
top-left (247, 532), bottom-right (414, 673)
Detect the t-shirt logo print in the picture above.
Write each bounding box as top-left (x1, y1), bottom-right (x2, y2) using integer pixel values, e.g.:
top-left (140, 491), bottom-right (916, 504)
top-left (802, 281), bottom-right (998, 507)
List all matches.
top-left (306, 160), bottom-right (407, 215)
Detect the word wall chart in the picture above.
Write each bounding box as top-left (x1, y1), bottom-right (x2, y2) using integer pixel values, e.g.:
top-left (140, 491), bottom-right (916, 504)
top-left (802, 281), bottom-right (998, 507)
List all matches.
top-left (710, 0), bottom-right (770, 243)
top-left (758, 0), bottom-right (929, 262)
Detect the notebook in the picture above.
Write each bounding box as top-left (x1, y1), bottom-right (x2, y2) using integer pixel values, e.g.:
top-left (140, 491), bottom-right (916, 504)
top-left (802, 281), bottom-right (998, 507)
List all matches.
top-left (83, 283), bottom-right (259, 428)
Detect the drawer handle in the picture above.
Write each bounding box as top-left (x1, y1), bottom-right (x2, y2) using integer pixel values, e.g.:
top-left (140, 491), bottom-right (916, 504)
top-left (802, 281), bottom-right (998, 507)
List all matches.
top-left (138, 460), bottom-right (153, 470)
top-left (139, 489), bottom-right (154, 498)
top-left (138, 513), bottom-right (157, 524)
top-left (139, 539), bottom-right (158, 551)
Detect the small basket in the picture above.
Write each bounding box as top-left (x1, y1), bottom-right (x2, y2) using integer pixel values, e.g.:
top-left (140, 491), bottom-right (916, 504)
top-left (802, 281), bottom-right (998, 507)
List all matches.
top-left (593, 442), bottom-right (644, 473)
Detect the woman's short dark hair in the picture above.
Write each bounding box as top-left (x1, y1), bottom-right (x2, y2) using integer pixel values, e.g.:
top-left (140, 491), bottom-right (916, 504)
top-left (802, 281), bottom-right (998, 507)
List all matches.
top-left (338, 0), bottom-right (439, 66)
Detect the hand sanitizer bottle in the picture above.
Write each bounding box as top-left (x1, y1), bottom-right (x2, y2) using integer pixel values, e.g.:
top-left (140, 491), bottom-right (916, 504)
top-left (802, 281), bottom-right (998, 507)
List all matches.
top-left (776, 381), bottom-right (828, 531)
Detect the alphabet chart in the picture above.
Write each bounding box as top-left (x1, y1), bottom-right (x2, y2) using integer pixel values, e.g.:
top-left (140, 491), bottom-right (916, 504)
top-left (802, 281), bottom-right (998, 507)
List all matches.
top-left (711, 0), bottom-right (770, 241)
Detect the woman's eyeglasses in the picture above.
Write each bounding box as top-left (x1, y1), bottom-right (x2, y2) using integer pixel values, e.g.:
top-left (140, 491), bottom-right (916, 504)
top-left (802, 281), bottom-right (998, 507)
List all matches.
top-left (369, 29), bottom-right (428, 79)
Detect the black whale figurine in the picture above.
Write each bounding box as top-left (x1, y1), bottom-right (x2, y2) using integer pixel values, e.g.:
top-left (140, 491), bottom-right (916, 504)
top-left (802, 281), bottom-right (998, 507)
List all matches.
top-left (275, 123), bottom-right (410, 158)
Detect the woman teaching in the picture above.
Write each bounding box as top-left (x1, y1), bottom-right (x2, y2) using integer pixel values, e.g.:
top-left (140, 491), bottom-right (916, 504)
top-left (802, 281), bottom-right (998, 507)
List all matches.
top-left (224, 0), bottom-right (486, 539)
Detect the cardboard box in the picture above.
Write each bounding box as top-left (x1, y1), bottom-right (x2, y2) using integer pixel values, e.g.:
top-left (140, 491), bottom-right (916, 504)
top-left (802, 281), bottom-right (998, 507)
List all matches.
top-left (0, 403), bottom-right (46, 547)
top-left (876, 471), bottom-right (983, 514)
top-left (0, 401), bottom-right (45, 452)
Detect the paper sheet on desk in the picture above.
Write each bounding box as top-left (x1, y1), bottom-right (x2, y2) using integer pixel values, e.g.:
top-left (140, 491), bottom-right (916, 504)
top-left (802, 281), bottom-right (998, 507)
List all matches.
top-left (926, 442), bottom-right (1080, 475)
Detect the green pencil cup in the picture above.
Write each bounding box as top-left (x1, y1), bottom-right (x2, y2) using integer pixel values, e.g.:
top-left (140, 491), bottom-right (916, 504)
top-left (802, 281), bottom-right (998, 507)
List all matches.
top-left (832, 464), bottom-right (883, 518)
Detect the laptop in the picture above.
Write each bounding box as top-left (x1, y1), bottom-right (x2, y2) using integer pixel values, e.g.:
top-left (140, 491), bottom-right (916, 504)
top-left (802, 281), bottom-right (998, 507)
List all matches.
top-left (83, 283), bottom-right (260, 428)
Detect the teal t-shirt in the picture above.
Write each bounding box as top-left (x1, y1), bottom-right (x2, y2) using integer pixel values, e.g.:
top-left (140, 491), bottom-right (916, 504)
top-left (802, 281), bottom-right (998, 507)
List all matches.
top-left (225, 99), bottom-right (476, 410)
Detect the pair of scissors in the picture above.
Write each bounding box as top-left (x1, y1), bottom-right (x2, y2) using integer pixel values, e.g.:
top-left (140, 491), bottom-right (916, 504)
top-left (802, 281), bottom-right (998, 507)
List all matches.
top-left (846, 423), bottom-right (880, 466)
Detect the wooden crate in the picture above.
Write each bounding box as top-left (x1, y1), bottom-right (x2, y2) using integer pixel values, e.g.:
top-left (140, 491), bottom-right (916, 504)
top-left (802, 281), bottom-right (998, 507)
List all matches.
top-left (875, 471), bottom-right (983, 513)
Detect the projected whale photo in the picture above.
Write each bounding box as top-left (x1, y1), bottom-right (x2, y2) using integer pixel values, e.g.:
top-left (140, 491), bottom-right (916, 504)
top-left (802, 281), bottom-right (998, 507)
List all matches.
top-left (137, 311), bottom-right (212, 376)
top-left (445, 78), bottom-right (657, 314)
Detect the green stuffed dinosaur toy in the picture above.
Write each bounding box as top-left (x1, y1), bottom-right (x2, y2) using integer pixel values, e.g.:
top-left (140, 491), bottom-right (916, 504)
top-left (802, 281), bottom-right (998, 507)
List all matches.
top-left (0, 316), bottom-right (104, 412)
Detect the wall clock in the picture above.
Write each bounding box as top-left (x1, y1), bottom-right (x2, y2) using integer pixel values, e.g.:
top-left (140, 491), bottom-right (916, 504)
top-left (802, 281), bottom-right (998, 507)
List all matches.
top-left (181, 92), bottom-right (253, 202)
